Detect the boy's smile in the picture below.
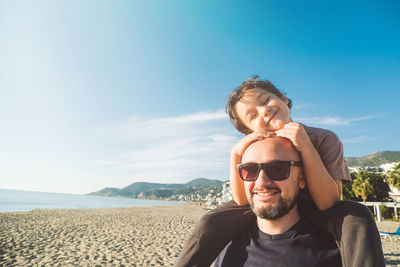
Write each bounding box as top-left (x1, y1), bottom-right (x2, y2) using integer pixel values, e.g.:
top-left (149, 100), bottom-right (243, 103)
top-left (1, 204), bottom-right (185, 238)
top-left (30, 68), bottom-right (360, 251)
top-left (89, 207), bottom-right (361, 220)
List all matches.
top-left (235, 88), bottom-right (292, 132)
top-left (264, 107), bottom-right (279, 125)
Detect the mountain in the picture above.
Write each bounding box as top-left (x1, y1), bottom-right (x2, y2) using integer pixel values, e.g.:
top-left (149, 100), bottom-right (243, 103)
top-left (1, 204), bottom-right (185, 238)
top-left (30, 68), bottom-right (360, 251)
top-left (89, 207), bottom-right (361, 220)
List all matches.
top-left (122, 182), bottom-right (183, 196)
top-left (87, 178), bottom-right (224, 199)
top-left (184, 178), bottom-right (222, 188)
top-left (345, 151), bottom-right (400, 167)
top-left (89, 187), bottom-right (131, 197)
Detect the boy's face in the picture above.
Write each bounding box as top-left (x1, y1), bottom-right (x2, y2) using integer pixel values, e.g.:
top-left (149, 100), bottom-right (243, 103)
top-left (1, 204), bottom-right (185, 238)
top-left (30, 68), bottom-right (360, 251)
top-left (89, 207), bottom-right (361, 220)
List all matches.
top-left (235, 88), bottom-right (292, 132)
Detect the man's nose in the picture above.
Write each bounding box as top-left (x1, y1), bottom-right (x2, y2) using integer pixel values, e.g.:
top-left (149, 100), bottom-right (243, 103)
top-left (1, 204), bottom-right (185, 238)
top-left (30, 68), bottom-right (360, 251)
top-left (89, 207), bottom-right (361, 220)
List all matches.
top-left (254, 169), bottom-right (274, 186)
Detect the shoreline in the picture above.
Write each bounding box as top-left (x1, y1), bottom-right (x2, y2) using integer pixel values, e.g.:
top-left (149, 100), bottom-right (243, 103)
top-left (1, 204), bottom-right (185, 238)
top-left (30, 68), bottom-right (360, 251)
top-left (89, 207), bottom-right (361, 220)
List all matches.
top-left (0, 188), bottom-right (185, 214)
top-left (1, 205), bottom-right (399, 266)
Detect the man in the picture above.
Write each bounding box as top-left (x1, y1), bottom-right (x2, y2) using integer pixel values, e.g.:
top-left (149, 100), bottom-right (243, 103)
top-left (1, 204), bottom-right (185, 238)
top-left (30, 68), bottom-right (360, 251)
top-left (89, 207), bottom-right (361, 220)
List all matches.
top-left (213, 137), bottom-right (342, 267)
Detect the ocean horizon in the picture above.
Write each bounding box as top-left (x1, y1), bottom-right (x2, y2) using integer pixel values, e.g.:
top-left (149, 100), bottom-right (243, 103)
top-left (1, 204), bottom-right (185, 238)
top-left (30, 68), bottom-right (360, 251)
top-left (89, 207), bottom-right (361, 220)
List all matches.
top-left (0, 188), bottom-right (182, 213)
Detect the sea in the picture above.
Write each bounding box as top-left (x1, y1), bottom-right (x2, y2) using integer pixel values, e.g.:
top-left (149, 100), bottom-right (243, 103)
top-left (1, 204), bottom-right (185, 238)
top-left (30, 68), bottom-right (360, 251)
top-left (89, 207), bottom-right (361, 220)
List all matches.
top-left (0, 188), bottom-right (182, 213)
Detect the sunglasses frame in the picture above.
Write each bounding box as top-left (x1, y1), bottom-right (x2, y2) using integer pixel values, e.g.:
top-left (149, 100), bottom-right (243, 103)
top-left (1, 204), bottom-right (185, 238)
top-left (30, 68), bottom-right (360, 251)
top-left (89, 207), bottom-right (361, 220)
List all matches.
top-left (237, 160), bottom-right (302, 182)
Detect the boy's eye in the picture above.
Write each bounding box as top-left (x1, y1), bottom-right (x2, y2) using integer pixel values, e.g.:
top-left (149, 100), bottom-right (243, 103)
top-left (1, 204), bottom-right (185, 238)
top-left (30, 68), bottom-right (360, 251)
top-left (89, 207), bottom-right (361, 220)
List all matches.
top-left (249, 112), bottom-right (257, 120)
top-left (262, 96), bottom-right (271, 105)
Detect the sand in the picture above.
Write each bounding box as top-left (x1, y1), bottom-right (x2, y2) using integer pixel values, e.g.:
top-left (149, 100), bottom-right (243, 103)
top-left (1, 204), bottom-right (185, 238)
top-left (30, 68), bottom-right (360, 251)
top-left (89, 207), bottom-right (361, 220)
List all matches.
top-left (0, 205), bottom-right (399, 266)
top-left (377, 221), bottom-right (400, 266)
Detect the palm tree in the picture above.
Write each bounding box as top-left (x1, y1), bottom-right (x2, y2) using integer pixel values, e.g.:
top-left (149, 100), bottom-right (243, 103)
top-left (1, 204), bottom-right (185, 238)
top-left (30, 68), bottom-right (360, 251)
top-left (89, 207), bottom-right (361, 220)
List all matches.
top-left (352, 170), bottom-right (374, 203)
top-left (387, 162), bottom-right (400, 191)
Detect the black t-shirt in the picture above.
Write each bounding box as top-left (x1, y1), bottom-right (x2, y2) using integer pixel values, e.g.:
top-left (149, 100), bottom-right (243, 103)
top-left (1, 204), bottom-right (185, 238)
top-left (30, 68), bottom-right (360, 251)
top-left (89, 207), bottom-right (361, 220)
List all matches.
top-left (214, 217), bottom-right (341, 267)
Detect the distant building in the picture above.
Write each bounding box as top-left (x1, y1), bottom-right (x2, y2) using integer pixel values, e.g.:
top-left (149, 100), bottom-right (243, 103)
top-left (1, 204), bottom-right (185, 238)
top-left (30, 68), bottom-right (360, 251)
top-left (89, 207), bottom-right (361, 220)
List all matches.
top-left (348, 161), bottom-right (400, 202)
top-left (383, 162), bottom-right (400, 202)
top-left (390, 187), bottom-right (400, 202)
top-left (350, 166), bottom-right (383, 172)
top-left (381, 162), bottom-right (398, 172)
top-left (348, 166), bottom-right (359, 173)
top-left (220, 182), bottom-right (233, 204)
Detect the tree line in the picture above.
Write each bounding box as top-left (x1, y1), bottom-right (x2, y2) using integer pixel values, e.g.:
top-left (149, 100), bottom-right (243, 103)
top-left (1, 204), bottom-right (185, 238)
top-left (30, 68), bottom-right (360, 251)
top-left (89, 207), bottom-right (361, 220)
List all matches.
top-left (343, 162), bottom-right (400, 202)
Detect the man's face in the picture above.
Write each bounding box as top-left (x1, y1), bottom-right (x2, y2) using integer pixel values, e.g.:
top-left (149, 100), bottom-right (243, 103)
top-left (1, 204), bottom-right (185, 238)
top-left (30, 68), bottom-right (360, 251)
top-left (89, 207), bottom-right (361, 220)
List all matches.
top-left (242, 137), bottom-right (305, 220)
top-left (235, 88), bottom-right (292, 133)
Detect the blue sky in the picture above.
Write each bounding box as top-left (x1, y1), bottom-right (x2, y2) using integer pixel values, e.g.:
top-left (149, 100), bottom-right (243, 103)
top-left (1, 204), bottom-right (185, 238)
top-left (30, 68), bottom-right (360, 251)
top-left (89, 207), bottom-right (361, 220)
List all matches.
top-left (0, 1), bottom-right (399, 194)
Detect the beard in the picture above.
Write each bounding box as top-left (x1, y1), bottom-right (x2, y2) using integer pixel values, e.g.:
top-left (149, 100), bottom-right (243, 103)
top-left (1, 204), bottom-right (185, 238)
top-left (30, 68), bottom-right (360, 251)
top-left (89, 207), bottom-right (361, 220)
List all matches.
top-left (249, 186), bottom-right (299, 220)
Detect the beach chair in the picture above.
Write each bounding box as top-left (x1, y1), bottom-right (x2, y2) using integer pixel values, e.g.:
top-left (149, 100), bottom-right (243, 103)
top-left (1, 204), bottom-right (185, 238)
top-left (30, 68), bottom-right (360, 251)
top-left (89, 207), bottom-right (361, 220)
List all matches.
top-left (380, 226), bottom-right (400, 241)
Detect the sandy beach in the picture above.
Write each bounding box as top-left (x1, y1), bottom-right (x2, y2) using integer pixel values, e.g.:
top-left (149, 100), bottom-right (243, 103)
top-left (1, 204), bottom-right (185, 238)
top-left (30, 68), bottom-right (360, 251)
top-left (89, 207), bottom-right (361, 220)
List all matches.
top-left (0, 205), bottom-right (399, 266)
top-left (378, 221), bottom-right (400, 267)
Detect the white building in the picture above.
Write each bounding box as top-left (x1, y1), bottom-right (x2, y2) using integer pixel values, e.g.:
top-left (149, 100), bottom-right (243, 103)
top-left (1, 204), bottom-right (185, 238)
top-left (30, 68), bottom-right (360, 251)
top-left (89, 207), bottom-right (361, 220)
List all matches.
top-left (220, 181), bottom-right (233, 204)
top-left (383, 162), bottom-right (400, 201)
top-left (390, 187), bottom-right (400, 202)
top-left (348, 166), bottom-right (359, 173)
top-left (381, 162), bottom-right (398, 172)
top-left (379, 162), bottom-right (400, 202)
top-left (347, 161), bottom-right (400, 202)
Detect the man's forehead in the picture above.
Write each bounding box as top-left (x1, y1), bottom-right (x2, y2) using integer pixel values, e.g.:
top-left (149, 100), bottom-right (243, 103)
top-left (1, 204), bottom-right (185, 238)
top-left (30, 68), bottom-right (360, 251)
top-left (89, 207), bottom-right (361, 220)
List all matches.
top-left (242, 137), bottom-right (300, 163)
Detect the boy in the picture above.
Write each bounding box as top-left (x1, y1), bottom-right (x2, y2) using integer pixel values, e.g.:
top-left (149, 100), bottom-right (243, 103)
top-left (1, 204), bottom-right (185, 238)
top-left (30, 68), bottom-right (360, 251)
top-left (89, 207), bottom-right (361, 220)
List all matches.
top-left (175, 76), bottom-right (384, 267)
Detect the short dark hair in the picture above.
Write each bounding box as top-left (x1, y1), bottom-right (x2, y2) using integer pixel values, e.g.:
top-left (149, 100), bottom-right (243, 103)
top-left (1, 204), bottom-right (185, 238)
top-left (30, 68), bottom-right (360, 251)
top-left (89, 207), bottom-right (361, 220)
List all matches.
top-left (226, 75), bottom-right (293, 135)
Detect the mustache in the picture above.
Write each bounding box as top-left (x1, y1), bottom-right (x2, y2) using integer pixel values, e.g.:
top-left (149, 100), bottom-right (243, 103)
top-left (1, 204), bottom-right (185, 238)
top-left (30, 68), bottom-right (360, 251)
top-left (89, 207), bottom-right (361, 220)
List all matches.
top-left (251, 186), bottom-right (281, 194)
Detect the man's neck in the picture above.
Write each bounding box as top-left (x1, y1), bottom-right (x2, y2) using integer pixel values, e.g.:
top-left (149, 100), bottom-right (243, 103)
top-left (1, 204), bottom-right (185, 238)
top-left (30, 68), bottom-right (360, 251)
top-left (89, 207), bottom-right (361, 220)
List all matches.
top-left (256, 207), bottom-right (300, 235)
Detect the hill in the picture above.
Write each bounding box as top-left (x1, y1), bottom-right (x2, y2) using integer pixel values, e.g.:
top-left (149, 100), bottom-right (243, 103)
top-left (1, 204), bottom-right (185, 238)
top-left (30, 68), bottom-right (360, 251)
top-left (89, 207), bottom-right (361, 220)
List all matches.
top-left (345, 151), bottom-right (400, 167)
top-left (87, 178), bottom-right (224, 200)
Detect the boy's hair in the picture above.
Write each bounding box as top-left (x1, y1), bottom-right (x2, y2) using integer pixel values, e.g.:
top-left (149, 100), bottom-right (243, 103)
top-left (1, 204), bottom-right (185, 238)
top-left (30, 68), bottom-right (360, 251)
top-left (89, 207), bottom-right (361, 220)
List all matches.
top-left (226, 75), bottom-right (293, 135)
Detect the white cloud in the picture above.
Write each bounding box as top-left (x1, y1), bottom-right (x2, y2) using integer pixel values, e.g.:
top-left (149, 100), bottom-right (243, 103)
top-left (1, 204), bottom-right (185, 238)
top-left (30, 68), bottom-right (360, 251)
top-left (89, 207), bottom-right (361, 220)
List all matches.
top-left (95, 110), bottom-right (238, 183)
top-left (294, 115), bottom-right (377, 126)
top-left (97, 109), bottom-right (228, 141)
top-left (342, 136), bottom-right (373, 143)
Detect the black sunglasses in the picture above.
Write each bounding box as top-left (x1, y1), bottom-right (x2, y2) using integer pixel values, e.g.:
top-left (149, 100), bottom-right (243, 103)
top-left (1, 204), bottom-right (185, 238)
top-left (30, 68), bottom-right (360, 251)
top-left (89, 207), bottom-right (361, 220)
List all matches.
top-left (237, 160), bottom-right (302, 181)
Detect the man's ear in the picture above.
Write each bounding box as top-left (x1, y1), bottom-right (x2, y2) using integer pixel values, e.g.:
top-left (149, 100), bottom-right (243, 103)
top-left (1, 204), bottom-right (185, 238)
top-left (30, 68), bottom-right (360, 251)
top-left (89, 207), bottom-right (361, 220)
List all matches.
top-left (298, 172), bottom-right (306, 189)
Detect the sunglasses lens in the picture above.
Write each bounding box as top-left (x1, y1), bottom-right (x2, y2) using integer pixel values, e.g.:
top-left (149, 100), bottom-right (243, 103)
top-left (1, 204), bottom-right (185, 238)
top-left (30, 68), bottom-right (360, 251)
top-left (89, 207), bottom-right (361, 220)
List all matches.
top-left (239, 161), bottom-right (297, 181)
top-left (264, 162), bottom-right (290, 180)
top-left (240, 164), bottom-right (259, 181)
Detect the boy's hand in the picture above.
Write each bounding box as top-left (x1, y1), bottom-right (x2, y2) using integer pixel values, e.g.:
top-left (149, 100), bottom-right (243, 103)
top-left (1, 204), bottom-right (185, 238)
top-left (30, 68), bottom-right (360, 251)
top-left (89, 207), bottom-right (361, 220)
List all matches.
top-left (274, 122), bottom-right (312, 152)
top-left (231, 131), bottom-right (274, 159)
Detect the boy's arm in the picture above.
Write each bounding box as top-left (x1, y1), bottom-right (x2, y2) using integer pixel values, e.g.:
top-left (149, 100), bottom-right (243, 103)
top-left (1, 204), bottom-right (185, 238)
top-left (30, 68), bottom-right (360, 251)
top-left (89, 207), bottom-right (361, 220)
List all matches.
top-left (276, 123), bottom-right (341, 210)
top-left (230, 153), bottom-right (247, 205)
top-left (300, 143), bottom-right (342, 210)
top-left (230, 132), bottom-right (272, 205)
